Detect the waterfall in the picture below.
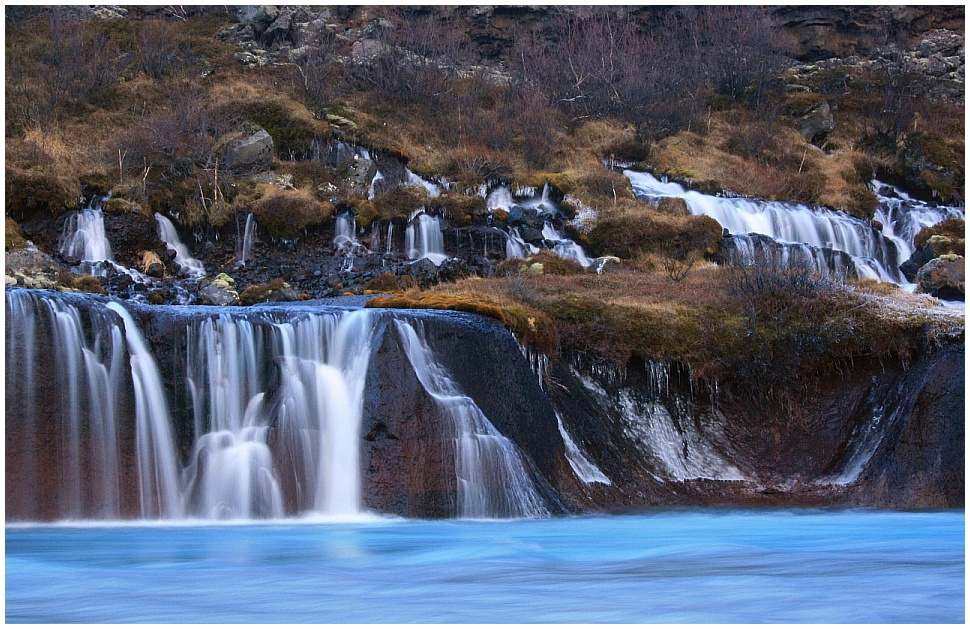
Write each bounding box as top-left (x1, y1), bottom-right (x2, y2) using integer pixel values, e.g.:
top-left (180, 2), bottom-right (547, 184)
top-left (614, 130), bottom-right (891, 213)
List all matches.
top-left (155, 214), bottom-right (205, 277)
top-left (406, 211), bottom-right (448, 266)
top-left (385, 223), bottom-right (395, 255)
top-left (369, 222), bottom-right (382, 253)
top-left (5, 291), bottom-right (126, 519)
top-left (7, 291), bottom-right (558, 522)
top-left (368, 170), bottom-right (384, 200)
top-left (334, 212), bottom-right (361, 255)
top-left (106, 302), bottom-right (184, 519)
top-left (871, 179), bottom-right (965, 265)
top-left (572, 364), bottom-right (744, 482)
top-left (180, 310), bottom-right (374, 518)
top-left (271, 311), bottom-right (374, 515)
top-left (60, 205), bottom-right (113, 264)
top-left (556, 415), bottom-right (611, 485)
top-left (542, 222), bottom-right (592, 267)
top-left (624, 170), bottom-right (911, 283)
top-left (395, 319), bottom-right (549, 518)
top-left (236, 213), bottom-right (256, 268)
top-left (405, 168), bottom-right (442, 197)
top-left (505, 227), bottom-right (537, 260)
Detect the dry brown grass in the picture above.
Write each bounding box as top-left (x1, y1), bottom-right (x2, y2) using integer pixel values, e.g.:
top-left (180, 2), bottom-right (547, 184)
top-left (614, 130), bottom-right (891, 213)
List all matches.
top-left (648, 113), bottom-right (879, 216)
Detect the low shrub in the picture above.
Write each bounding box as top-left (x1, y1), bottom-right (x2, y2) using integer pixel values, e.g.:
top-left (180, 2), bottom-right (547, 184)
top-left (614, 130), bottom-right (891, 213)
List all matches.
top-left (371, 185), bottom-right (429, 223)
top-left (236, 185), bottom-right (334, 239)
top-left (914, 217), bottom-right (965, 249)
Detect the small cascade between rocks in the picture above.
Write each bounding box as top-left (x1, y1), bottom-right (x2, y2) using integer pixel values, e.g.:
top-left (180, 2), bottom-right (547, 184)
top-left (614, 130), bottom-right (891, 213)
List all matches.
top-left (406, 211), bottom-right (448, 266)
top-left (155, 214), bottom-right (206, 278)
top-left (395, 319), bottom-right (549, 519)
top-left (334, 212), bottom-right (361, 254)
top-left (871, 179), bottom-right (965, 265)
top-left (486, 184), bottom-right (592, 267)
top-left (60, 204), bottom-right (113, 268)
top-left (235, 212), bottom-right (257, 268)
top-left (556, 414), bottom-right (611, 486)
top-left (625, 170), bottom-right (916, 283)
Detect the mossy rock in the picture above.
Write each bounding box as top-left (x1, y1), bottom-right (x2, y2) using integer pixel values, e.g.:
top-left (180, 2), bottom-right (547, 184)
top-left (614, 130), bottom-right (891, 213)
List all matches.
top-left (235, 185), bottom-right (335, 239)
top-left (239, 279), bottom-right (300, 306)
top-left (372, 185), bottom-right (429, 223)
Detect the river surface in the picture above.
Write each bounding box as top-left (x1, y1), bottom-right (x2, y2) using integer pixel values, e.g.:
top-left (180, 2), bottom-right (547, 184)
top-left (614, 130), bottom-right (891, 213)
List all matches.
top-left (6, 509), bottom-right (963, 623)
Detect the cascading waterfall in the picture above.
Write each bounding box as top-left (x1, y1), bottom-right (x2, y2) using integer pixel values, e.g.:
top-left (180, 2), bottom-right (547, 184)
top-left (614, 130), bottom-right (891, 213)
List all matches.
top-left (406, 211), bottom-right (448, 266)
top-left (625, 170), bottom-right (908, 283)
top-left (155, 214), bottom-right (206, 277)
top-left (7, 290), bottom-right (559, 522)
top-left (395, 319), bottom-right (549, 518)
top-left (571, 363), bottom-right (744, 482)
top-left (556, 414), bottom-right (611, 485)
top-left (106, 302), bottom-right (184, 519)
top-left (406, 168), bottom-right (442, 196)
top-left (542, 222), bottom-right (592, 267)
top-left (385, 223), bottom-right (395, 255)
top-left (871, 179), bottom-right (965, 265)
top-left (270, 311), bottom-right (374, 515)
top-left (180, 310), bottom-right (374, 518)
top-left (60, 203), bottom-right (113, 265)
top-left (236, 212), bottom-right (257, 268)
top-left (334, 212), bottom-right (361, 255)
top-left (486, 184), bottom-right (592, 266)
top-left (505, 227), bottom-right (538, 260)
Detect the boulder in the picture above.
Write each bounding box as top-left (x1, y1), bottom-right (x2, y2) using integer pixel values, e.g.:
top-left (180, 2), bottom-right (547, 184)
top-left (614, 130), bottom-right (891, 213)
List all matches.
top-left (197, 273), bottom-right (240, 306)
top-left (437, 258), bottom-right (471, 283)
top-left (238, 279), bottom-right (301, 306)
top-left (141, 251), bottom-right (165, 278)
top-left (799, 100), bottom-right (836, 145)
top-left (5, 248), bottom-right (63, 289)
top-left (225, 130), bottom-right (275, 174)
top-left (237, 5), bottom-right (278, 26)
top-left (406, 258), bottom-right (439, 289)
top-left (518, 225), bottom-right (545, 245)
top-left (591, 256), bottom-right (622, 274)
top-left (917, 255), bottom-right (964, 300)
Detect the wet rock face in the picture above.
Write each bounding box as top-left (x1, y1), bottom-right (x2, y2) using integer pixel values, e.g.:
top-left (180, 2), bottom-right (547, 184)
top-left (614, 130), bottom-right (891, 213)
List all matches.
top-left (853, 346), bottom-right (965, 508)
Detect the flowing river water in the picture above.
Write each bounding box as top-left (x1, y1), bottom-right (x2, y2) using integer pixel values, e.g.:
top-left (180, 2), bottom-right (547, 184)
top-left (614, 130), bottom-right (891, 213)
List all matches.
top-left (6, 510), bottom-right (963, 623)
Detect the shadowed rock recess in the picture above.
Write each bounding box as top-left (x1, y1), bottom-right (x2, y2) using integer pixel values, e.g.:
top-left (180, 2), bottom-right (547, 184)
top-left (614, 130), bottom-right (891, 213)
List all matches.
top-left (5, 288), bottom-right (963, 521)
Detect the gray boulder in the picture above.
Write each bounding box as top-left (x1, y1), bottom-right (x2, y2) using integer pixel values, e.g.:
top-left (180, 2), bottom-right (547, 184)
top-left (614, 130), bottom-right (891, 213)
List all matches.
top-left (198, 273), bottom-right (240, 306)
top-left (225, 130), bottom-right (275, 174)
top-left (799, 100), bottom-right (836, 145)
top-left (406, 258), bottom-right (439, 289)
top-left (5, 247), bottom-right (63, 289)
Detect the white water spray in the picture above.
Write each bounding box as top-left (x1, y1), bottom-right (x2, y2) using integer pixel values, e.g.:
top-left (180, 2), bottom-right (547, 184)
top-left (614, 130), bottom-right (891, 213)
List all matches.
top-left (155, 214), bottom-right (205, 277)
top-left (395, 319), bottom-right (548, 518)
